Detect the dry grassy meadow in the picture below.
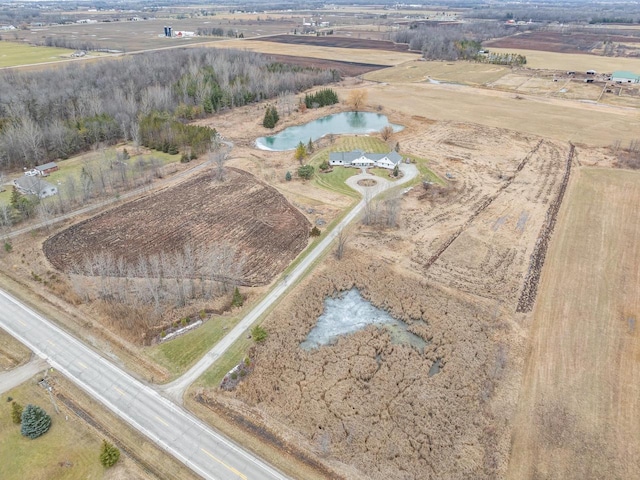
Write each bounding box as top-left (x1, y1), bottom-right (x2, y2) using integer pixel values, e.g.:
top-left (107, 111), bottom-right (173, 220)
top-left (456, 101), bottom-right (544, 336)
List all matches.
top-left (508, 168), bottom-right (640, 480)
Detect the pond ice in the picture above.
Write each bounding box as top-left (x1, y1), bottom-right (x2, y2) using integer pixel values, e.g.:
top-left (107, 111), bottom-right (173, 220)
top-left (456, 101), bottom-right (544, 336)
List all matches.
top-left (300, 289), bottom-right (426, 352)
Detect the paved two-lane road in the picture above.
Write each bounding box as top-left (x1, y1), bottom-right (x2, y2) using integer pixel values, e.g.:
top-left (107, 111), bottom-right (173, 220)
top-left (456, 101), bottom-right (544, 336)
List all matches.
top-left (0, 289), bottom-right (286, 480)
top-left (0, 163), bottom-right (418, 479)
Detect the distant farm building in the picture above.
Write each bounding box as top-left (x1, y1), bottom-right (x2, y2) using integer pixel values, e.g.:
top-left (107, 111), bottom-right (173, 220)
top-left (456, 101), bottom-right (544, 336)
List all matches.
top-left (586, 70), bottom-right (597, 75)
top-left (14, 177), bottom-right (58, 199)
top-left (329, 150), bottom-right (403, 169)
top-left (611, 71), bottom-right (640, 83)
top-left (35, 162), bottom-right (59, 176)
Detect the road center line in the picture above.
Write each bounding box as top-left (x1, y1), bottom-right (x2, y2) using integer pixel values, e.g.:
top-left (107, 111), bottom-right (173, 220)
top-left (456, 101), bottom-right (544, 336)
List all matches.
top-left (77, 361), bottom-right (88, 369)
top-left (155, 415), bottom-right (169, 427)
top-left (201, 447), bottom-right (248, 480)
top-left (114, 386), bottom-right (126, 396)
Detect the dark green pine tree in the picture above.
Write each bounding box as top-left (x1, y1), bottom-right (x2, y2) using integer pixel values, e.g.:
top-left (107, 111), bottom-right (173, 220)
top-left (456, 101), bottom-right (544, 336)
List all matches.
top-left (20, 404), bottom-right (52, 439)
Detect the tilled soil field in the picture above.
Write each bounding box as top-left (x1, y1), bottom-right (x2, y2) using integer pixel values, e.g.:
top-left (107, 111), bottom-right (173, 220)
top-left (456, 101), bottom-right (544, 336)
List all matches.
top-left (265, 53), bottom-right (385, 76)
top-left (200, 122), bottom-right (573, 479)
top-left (486, 30), bottom-right (640, 55)
top-left (43, 167), bottom-right (310, 286)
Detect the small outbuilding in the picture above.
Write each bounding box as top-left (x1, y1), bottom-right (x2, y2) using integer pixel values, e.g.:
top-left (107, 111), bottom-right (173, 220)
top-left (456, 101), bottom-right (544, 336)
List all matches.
top-left (611, 71), bottom-right (640, 84)
top-left (35, 162), bottom-right (59, 176)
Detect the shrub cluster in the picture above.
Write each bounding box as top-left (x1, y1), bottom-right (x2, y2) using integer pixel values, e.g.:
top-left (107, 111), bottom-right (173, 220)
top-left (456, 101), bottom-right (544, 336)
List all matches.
top-left (262, 105), bottom-right (280, 129)
top-left (304, 88), bottom-right (339, 109)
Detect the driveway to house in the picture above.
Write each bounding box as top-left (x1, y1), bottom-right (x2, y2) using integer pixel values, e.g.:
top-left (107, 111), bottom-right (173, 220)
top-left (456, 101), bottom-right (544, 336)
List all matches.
top-left (162, 163), bottom-right (419, 401)
top-left (0, 356), bottom-right (48, 395)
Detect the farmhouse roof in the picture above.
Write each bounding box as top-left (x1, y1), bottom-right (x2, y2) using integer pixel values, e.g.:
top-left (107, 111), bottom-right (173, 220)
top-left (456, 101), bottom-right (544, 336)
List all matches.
top-left (14, 176), bottom-right (55, 195)
top-left (35, 162), bottom-right (58, 172)
top-left (329, 150), bottom-right (365, 163)
top-left (329, 150), bottom-right (402, 165)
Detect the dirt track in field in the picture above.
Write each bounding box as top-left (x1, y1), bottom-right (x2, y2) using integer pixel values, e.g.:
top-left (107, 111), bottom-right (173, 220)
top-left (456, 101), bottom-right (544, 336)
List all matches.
top-left (43, 167), bottom-right (310, 286)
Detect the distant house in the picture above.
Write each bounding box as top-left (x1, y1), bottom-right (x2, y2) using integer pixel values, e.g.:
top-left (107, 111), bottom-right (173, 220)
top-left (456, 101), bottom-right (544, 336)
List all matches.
top-left (586, 70), bottom-right (597, 75)
top-left (35, 162), bottom-right (59, 176)
top-left (329, 150), bottom-right (403, 170)
top-left (14, 176), bottom-right (58, 199)
top-left (611, 71), bottom-right (640, 83)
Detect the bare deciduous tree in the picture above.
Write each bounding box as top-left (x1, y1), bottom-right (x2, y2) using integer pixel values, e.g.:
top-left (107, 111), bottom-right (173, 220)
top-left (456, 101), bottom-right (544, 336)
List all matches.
top-left (334, 229), bottom-right (350, 260)
top-left (347, 89), bottom-right (368, 111)
top-left (380, 125), bottom-right (394, 142)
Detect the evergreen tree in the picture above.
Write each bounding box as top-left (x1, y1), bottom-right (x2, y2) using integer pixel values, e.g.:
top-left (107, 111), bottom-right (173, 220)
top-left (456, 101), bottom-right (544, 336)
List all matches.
top-left (307, 138), bottom-right (314, 153)
top-left (393, 164), bottom-right (400, 177)
top-left (298, 164), bottom-right (314, 180)
top-left (9, 186), bottom-right (21, 209)
top-left (262, 105), bottom-right (279, 129)
top-left (285, 171), bottom-right (292, 181)
top-left (20, 404), bottom-right (51, 439)
top-left (231, 287), bottom-right (244, 308)
top-left (11, 401), bottom-right (23, 424)
top-left (99, 440), bottom-right (121, 468)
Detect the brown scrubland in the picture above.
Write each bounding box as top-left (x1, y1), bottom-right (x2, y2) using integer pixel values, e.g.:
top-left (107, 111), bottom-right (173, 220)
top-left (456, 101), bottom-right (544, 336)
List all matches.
top-left (198, 121), bottom-right (575, 479)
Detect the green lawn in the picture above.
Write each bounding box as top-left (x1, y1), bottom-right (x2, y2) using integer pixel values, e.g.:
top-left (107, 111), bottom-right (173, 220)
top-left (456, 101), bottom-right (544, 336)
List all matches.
top-left (145, 315), bottom-right (240, 379)
top-left (1, 377), bottom-right (106, 480)
top-left (309, 136), bottom-right (392, 197)
top-left (0, 42), bottom-right (74, 68)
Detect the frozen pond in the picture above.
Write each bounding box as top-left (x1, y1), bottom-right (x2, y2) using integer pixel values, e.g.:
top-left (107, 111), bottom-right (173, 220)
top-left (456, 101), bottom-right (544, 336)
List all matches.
top-left (256, 112), bottom-right (404, 151)
top-left (300, 289), bottom-right (427, 352)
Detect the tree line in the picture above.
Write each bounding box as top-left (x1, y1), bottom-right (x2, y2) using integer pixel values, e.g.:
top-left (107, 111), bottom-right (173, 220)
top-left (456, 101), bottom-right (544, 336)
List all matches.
top-left (393, 22), bottom-right (535, 61)
top-left (0, 48), bottom-right (340, 169)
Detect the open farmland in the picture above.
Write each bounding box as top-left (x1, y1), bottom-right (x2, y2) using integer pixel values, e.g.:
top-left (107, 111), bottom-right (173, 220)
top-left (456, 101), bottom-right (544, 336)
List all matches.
top-left (0, 41), bottom-right (74, 68)
top-left (206, 38), bottom-right (420, 66)
top-left (365, 60), bottom-right (509, 84)
top-left (483, 47), bottom-right (640, 72)
top-left (362, 81), bottom-right (640, 146)
top-left (43, 167), bottom-right (310, 286)
top-left (486, 29), bottom-right (640, 56)
top-left (194, 121), bottom-right (574, 479)
top-left (508, 168), bottom-right (640, 480)
top-left (255, 35), bottom-right (411, 53)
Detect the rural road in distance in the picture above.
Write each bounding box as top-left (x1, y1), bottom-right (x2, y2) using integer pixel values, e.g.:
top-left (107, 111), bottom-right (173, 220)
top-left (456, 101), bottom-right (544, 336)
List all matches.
top-left (163, 163), bottom-right (419, 399)
top-left (0, 289), bottom-right (287, 480)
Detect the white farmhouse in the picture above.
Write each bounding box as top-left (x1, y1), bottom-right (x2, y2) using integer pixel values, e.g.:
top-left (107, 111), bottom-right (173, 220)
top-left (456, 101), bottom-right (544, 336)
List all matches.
top-left (329, 150), bottom-right (403, 170)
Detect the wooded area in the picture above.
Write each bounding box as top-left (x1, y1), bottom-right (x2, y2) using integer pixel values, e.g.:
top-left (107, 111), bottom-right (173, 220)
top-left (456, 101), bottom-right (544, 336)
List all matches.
top-left (0, 48), bottom-right (339, 168)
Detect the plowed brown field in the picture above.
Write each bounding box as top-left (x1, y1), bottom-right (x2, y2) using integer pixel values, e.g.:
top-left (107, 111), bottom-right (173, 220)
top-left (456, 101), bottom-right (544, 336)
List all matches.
top-left (43, 167), bottom-right (310, 286)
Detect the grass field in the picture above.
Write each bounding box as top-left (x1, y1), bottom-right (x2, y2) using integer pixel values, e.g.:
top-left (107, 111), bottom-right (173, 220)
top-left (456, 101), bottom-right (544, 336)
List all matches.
top-left (2, 376), bottom-right (122, 479)
top-left (508, 167), bottom-right (640, 479)
top-left (365, 81), bottom-right (640, 146)
top-left (206, 38), bottom-right (419, 66)
top-left (145, 315), bottom-right (239, 379)
top-left (487, 47), bottom-right (640, 72)
top-left (365, 60), bottom-right (509, 84)
top-left (0, 42), bottom-right (73, 68)
top-left (0, 329), bottom-right (31, 370)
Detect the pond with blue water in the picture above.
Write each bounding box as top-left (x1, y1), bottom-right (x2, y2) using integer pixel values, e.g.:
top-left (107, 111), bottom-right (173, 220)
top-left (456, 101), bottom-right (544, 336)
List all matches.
top-left (256, 112), bottom-right (404, 151)
top-left (300, 288), bottom-right (427, 352)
